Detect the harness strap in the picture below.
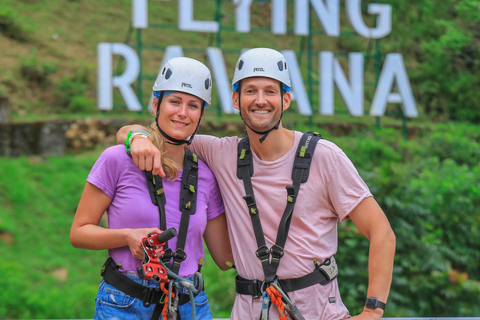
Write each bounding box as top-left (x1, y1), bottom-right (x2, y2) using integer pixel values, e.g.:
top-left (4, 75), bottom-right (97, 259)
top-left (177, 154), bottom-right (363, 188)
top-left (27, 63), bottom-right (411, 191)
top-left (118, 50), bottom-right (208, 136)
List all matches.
top-left (101, 257), bottom-right (165, 320)
top-left (235, 256), bottom-right (338, 296)
top-left (236, 132), bottom-right (322, 284)
top-left (101, 257), bottom-right (201, 320)
top-left (172, 149), bottom-right (198, 274)
top-left (145, 149), bottom-right (199, 275)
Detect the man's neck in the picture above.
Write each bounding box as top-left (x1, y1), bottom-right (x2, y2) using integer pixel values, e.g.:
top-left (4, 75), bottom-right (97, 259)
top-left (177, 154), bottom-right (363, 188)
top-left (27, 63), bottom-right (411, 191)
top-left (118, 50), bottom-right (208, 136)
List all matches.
top-left (248, 127), bottom-right (295, 161)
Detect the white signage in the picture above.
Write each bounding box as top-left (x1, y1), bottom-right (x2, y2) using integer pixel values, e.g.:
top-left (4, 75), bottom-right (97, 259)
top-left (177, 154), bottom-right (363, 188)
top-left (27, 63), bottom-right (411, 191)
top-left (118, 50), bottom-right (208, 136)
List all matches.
top-left (98, 0), bottom-right (417, 118)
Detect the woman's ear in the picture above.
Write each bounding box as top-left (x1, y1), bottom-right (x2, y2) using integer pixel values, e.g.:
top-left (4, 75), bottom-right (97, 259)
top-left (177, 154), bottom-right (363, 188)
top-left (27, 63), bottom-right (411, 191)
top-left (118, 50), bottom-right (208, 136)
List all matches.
top-left (152, 97), bottom-right (159, 116)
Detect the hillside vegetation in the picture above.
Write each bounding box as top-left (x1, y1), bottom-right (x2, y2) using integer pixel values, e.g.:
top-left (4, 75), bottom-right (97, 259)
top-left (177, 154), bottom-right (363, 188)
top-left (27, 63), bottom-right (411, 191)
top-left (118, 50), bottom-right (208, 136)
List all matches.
top-left (1, 0), bottom-right (480, 318)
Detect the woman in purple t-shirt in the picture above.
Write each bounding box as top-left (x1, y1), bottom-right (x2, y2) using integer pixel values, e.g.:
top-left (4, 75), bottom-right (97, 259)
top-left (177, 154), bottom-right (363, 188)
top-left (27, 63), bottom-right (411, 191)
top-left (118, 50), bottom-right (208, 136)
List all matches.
top-left (70, 57), bottom-right (233, 320)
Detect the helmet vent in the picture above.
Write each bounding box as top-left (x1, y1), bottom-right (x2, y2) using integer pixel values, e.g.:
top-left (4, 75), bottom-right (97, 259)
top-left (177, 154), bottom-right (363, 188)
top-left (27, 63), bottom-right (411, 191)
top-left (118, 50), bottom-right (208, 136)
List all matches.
top-left (277, 61), bottom-right (284, 71)
top-left (205, 78), bottom-right (210, 90)
top-left (161, 67), bottom-right (166, 75)
top-left (285, 62), bottom-right (287, 70)
top-left (238, 60), bottom-right (244, 70)
top-left (165, 68), bottom-right (172, 79)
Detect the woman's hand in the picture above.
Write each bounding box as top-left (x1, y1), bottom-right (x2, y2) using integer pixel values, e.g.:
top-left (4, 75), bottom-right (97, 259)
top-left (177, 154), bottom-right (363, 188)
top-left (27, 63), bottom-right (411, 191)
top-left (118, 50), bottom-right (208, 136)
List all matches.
top-left (124, 227), bottom-right (163, 260)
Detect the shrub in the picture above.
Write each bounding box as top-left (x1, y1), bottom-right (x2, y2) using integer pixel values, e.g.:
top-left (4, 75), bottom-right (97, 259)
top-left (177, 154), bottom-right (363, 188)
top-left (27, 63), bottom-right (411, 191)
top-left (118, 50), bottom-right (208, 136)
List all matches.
top-left (0, 7), bottom-right (30, 42)
top-left (20, 50), bottom-right (58, 85)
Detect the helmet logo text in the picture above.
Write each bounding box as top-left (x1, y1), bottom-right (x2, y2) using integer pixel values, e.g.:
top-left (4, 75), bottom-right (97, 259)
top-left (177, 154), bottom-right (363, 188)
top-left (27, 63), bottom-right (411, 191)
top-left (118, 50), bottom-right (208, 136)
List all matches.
top-left (253, 68), bottom-right (265, 72)
top-left (181, 82), bottom-right (192, 88)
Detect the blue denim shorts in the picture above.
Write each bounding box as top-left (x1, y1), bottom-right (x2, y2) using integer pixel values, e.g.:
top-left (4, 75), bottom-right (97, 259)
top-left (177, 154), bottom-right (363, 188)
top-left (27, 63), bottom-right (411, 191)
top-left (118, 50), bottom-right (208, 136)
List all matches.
top-left (94, 273), bottom-right (213, 320)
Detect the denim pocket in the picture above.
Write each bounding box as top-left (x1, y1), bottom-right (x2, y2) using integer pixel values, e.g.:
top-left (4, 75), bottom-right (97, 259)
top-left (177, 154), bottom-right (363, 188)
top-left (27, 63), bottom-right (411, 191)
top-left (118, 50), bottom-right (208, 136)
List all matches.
top-left (97, 280), bottom-right (136, 309)
top-left (194, 291), bottom-right (209, 308)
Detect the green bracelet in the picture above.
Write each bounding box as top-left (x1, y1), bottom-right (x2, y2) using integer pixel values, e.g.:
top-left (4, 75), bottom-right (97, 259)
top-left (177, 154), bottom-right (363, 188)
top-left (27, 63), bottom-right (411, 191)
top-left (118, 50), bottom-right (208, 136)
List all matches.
top-left (125, 130), bottom-right (133, 154)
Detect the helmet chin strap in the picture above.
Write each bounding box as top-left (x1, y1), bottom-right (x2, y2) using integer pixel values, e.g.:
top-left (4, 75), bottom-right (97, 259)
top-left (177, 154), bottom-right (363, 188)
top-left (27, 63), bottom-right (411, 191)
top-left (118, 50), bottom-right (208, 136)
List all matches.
top-left (237, 88), bottom-right (284, 143)
top-left (155, 92), bottom-right (204, 146)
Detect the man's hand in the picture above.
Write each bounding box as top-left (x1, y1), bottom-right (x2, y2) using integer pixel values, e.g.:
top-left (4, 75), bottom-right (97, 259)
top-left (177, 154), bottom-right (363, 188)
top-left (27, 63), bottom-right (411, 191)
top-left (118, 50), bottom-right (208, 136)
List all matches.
top-left (130, 137), bottom-right (165, 177)
top-left (348, 307), bottom-right (384, 320)
top-left (116, 125), bottom-right (165, 177)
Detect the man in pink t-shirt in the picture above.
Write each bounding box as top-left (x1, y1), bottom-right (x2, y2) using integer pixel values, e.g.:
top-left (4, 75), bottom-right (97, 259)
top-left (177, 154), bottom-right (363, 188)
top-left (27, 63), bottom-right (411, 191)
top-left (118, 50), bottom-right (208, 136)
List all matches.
top-left (118, 48), bottom-right (396, 320)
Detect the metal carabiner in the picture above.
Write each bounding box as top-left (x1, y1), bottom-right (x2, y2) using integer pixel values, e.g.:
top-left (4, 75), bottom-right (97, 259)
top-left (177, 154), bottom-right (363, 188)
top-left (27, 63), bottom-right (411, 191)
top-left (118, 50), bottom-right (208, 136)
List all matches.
top-left (269, 282), bottom-right (305, 320)
top-left (261, 290), bottom-right (271, 320)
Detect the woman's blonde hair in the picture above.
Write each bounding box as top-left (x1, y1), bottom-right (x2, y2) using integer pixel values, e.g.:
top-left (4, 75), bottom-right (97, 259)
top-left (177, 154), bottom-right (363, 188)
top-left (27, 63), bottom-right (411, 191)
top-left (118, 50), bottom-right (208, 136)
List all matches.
top-left (147, 94), bottom-right (180, 181)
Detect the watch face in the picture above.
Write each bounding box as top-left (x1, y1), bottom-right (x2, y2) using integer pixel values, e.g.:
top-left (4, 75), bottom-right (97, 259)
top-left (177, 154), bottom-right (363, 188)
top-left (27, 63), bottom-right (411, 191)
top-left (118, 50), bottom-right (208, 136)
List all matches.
top-left (365, 298), bottom-right (378, 309)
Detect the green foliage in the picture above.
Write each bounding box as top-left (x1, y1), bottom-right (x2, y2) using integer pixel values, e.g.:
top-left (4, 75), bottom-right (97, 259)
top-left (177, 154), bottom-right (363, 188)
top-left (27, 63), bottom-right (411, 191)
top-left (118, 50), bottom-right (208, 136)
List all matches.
top-left (0, 7), bottom-right (30, 42)
top-left (333, 123), bottom-right (480, 316)
top-left (20, 49), bottom-right (58, 86)
top-left (390, 0), bottom-right (480, 123)
top-left (54, 70), bottom-right (96, 113)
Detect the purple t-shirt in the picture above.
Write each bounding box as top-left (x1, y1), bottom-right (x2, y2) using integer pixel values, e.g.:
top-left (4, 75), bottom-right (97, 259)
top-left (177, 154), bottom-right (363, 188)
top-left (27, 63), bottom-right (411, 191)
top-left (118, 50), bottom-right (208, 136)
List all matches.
top-left (87, 145), bottom-right (224, 278)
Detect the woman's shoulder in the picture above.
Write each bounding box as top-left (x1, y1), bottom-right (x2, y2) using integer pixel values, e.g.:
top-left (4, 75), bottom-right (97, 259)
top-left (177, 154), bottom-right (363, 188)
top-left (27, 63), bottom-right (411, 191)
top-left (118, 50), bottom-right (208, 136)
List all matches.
top-left (99, 144), bottom-right (130, 160)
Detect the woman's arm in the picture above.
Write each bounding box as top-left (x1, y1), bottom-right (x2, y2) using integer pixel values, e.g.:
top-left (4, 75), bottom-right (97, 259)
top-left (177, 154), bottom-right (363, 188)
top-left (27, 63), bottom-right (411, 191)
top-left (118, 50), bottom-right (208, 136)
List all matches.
top-left (69, 182), bottom-right (163, 259)
top-left (203, 213), bottom-right (234, 271)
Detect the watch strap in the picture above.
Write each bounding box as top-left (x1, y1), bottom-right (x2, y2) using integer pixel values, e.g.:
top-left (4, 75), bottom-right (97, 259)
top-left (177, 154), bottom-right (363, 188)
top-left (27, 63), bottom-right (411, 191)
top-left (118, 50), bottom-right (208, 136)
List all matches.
top-left (365, 297), bottom-right (386, 310)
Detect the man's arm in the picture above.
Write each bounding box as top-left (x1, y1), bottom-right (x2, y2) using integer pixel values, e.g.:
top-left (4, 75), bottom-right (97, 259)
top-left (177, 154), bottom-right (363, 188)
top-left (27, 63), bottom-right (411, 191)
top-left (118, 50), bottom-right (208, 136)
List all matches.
top-left (348, 196), bottom-right (396, 320)
top-left (116, 124), bottom-right (164, 177)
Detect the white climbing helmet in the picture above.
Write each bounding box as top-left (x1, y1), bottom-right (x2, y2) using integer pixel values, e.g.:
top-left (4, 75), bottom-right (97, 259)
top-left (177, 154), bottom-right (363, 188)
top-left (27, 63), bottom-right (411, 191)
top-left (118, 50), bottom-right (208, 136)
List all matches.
top-left (231, 48), bottom-right (291, 90)
top-left (152, 57), bottom-right (212, 105)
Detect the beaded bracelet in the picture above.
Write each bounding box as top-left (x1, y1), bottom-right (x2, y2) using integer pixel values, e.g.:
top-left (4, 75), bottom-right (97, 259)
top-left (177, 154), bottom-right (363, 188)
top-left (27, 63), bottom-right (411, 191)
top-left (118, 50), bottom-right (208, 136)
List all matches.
top-left (125, 130), bottom-right (152, 154)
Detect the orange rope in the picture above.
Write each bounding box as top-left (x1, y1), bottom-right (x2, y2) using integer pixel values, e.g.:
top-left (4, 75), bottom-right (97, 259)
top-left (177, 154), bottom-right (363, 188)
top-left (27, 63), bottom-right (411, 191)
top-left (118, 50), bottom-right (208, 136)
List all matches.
top-left (266, 286), bottom-right (287, 320)
top-left (160, 282), bottom-right (174, 318)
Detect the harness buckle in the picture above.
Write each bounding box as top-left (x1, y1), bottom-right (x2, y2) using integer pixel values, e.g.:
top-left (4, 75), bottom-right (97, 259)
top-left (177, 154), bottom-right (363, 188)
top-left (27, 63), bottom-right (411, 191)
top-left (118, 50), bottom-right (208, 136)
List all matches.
top-left (172, 249), bottom-right (187, 261)
top-left (270, 245), bottom-right (284, 260)
top-left (255, 245), bottom-right (270, 261)
top-left (316, 256), bottom-right (338, 284)
top-left (250, 279), bottom-right (263, 299)
top-left (285, 185), bottom-right (296, 203)
top-left (243, 194), bottom-right (256, 207)
top-left (141, 287), bottom-right (158, 307)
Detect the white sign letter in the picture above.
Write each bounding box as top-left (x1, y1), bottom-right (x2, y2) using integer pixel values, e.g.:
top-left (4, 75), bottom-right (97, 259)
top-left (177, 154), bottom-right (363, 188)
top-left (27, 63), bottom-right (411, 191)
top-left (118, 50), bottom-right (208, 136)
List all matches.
top-left (283, 50), bottom-right (312, 115)
top-left (179, 0), bottom-right (219, 32)
top-left (235, 0), bottom-right (254, 33)
top-left (371, 53), bottom-right (417, 117)
top-left (132, 0), bottom-right (148, 29)
top-left (97, 43), bottom-right (142, 111)
top-left (206, 47), bottom-right (236, 114)
top-left (347, 0), bottom-right (391, 39)
top-left (295, 0), bottom-right (340, 36)
top-left (272, 0), bottom-right (287, 34)
top-left (320, 52), bottom-right (364, 116)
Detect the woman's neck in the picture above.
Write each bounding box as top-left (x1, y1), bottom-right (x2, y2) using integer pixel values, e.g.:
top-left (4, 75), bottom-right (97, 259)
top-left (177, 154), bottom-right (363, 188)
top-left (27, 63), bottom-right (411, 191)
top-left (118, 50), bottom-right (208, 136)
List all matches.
top-left (164, 143), bottom-right (185, 168)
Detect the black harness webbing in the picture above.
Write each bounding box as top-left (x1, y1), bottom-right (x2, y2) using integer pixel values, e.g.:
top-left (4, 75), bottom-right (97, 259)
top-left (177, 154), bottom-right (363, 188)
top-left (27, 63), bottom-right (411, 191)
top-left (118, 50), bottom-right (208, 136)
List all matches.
top-left (101, 257), bottom-right (195, 320)
top-left (236, 132), bottom-right (322, 284)
top-left (145, 149), bottom-right (199, 275)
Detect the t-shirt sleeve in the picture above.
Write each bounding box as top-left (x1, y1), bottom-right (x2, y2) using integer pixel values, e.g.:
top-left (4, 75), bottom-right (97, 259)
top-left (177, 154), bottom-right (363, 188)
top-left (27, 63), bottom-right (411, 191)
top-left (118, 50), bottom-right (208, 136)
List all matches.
top-left (190, 135), bottom-right (223, 168)
top-left (86, 146), bottom-right (123, 200)
top-left (327, 150), bottom-right (372, 222)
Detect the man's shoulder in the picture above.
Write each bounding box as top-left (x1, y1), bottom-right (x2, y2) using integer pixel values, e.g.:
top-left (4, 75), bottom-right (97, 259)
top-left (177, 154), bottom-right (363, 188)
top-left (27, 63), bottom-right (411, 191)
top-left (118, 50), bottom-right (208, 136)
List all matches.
top-left (193, 134), bottom-right (241, 150)
top-left (294, 131), bottom-right (343, 154)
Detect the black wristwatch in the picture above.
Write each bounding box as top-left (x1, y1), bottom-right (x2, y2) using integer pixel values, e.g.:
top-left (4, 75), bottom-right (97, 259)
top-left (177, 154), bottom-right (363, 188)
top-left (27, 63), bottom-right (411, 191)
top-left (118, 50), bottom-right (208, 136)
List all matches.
top-left (365, 297), bottom-right (386, 310)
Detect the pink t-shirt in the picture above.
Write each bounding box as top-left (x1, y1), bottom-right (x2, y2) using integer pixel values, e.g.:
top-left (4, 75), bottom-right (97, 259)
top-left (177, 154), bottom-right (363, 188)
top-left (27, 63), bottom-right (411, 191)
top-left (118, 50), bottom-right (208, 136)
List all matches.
top-left (87, 145), bottom-right (224, 278)
top-left (190, 131), bottom-right (372, 320)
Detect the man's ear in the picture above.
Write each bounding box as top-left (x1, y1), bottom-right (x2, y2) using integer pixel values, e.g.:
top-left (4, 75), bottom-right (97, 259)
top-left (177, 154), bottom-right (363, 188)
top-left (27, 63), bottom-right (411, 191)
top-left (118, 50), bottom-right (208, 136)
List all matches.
top-left (232, 91), bottom-right (240, 111)
top-left (282, 91), bottom-right (291, 112)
